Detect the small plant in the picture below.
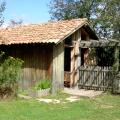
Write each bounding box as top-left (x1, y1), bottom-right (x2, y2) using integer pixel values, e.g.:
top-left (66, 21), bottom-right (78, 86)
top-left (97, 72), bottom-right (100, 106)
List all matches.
top-left (34, 79), bottom-right (51, 90)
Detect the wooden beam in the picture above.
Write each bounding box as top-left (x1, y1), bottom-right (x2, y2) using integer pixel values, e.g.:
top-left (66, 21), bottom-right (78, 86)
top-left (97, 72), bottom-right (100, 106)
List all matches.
top-left (70, 30), bottom-right (81, 88)
top-left (80, 40), bottom-right (120, 48)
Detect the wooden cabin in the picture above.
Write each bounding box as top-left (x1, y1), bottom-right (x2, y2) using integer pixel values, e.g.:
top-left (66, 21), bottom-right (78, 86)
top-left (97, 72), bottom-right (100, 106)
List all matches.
top-left (1, 18), bottom-right (116, 93)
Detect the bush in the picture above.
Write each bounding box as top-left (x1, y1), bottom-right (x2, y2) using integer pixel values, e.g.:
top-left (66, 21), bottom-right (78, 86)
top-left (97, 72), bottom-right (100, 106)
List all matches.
top-left (34, 79), bottom-right (51, 90)
top-left (0, 52), bottom-right (23, 99)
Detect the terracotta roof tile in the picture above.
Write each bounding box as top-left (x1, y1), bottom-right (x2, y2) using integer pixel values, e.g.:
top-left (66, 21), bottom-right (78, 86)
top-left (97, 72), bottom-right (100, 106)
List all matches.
top-left (0, 18), bottom-right (88, 45)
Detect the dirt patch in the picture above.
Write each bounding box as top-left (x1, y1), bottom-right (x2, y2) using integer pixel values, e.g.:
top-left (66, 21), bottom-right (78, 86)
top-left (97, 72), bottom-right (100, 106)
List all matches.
top-left (100, 105), bottom-right (114, 109)
top-left (66, 96), bottom-right (80, 102)
top-left (37, 98), bottom-right (60, 104)
top-left (64, 88), bottom-right (103, 98)
top-left (18, 94), bottom-right (32, 100)
top-left (36, 96), bottom-right (80, 104)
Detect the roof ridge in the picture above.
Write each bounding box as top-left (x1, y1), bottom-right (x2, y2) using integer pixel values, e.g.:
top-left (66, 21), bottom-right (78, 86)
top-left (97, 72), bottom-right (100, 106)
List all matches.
top-left (0, 18), bottom-right (88, 31)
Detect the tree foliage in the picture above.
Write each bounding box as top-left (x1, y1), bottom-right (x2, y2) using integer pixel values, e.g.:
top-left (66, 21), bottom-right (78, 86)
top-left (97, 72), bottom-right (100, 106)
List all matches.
top-left (49, 0), bottom-right (101, 20)
top-left (9, 19), bottom-right (23, 27)
top-left (0, 1), bottom-right (5, 26)
top-left (49, 0), bottom-right (120, 40)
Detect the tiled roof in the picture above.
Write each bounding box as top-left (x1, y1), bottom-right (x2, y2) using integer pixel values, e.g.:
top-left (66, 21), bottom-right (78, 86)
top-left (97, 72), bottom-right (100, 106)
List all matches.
top-left (0, 18), bottom-right (88, 45)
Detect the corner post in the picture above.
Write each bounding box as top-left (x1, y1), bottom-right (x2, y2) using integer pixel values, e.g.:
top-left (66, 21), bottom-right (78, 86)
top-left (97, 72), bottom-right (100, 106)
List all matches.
top-left (52, 42), bottom-right (64, 94)
top-left (113, 45), bottom-right (119, 93)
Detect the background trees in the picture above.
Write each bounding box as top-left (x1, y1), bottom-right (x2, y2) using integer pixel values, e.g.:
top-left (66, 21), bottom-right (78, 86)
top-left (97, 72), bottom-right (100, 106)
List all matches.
top-left (49, 0), bottom-right (120, 40)
top-left (8, 19), bottom-right (23, 27)
top-left (0, 1), bottom-right (5, 26)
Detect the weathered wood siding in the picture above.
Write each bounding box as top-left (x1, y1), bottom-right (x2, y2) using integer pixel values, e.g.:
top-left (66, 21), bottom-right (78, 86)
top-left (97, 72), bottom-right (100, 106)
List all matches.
top-left (0, 44), bottom-right (53, 90)
top-left (52, 42), bottom-right (64, 94)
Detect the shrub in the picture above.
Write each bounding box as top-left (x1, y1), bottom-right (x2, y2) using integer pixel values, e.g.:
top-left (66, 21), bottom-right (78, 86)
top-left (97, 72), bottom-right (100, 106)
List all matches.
top-left (34, 79), bottom-right (51, 90)
top-left (0, 52), bottom-right (23, 98)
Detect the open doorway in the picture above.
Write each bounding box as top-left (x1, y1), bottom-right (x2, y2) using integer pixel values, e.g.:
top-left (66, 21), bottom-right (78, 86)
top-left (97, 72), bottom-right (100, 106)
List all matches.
top-left (64, 47), bottom-right (71, 71)
top-left (64, 47), bottom-right (71, 87)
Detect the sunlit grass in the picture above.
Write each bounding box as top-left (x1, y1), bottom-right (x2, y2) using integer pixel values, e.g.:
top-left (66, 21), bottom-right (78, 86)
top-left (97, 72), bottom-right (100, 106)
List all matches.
top-left (0, 93), bottom-right (120, 120)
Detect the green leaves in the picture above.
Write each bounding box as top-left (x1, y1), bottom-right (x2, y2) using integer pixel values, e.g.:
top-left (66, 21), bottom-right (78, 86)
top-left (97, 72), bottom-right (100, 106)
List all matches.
top-left (0, 56), bottom-right (23, 85)
top-left (49, 0), bottom-right (120, 40)
top-left (34, 80), bottom-right (51, 90)
top-left (0, 1), bottom-right (6, 26)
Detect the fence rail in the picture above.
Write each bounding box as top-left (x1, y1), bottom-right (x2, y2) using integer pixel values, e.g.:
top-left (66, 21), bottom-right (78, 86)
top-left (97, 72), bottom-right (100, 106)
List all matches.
top-left (78, 66), bottom-right (114, 91)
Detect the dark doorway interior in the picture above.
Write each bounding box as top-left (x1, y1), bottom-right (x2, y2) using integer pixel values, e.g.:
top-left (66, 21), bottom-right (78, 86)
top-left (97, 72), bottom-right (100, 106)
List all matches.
top-left (64, 47), bottom-right (71, 71)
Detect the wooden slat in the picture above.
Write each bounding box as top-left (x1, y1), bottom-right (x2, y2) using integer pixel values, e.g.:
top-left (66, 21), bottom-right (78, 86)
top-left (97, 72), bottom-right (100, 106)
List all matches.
top-left (79, 66), bottom-right (113, 91)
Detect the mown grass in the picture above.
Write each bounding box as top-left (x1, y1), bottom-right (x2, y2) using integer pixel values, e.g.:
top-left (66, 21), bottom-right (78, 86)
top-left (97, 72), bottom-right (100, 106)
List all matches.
top-left (0, 93), bottom-right (120, 120)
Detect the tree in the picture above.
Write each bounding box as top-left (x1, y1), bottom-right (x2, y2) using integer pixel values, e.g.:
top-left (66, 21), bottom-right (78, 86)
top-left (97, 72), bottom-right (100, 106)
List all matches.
top-left (49, 0), bottom-right (120, 40)
top-left (0, 1), bottom-right (5, 26)
top-left (101, 0), bottom-right (120, 40)
top-left (9, 19), bottom-right (23, 27)
top-left (49, 0), bottom-right (101, 20)
top-left (94, 0), bottom-right (120, 40)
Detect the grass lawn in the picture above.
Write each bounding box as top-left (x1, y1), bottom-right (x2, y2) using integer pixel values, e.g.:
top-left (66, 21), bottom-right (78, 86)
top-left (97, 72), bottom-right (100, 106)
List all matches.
top-left (0, 93), bottom-right (120, 120)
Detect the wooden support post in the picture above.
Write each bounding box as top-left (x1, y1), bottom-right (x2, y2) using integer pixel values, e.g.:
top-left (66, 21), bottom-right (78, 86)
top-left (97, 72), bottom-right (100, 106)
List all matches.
top-left (70, 47), bottom-right (75, 87)
top-left (70, 30), bottom-right (81, 88)
top-left (113, 46), bottom-right (119, 93)
top-left (52, 42), bottom-right (64, 94)
top-left (74, 30), bottom-right (81, 88)
top-left (114, 46), bottom-right (119, 71)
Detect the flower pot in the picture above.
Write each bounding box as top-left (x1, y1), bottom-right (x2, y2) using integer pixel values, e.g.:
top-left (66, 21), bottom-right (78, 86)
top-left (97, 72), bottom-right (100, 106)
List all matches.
top-left (30, 88), bottom-right (50, 98)
top-left (37, 88), bottom-right (50, 97)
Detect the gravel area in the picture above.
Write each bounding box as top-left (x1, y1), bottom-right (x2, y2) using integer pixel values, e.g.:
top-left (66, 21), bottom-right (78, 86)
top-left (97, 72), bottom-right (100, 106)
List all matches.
top-left (64, 88), bottom-right (103, 98)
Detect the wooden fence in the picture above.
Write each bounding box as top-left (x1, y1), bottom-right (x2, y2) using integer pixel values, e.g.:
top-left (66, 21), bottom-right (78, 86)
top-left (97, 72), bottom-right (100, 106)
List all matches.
top-left (78, 66), bottom-right (114, 91)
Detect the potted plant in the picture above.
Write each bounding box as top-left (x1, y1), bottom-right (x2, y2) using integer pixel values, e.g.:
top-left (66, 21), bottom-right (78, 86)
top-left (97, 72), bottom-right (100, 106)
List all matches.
top-left (30, 79), bottom-right (51, 97)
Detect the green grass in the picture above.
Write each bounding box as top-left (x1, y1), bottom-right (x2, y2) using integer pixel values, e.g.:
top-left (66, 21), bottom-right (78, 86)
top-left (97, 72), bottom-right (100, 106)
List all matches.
top-left (0, 93), bottom-right (120, 120)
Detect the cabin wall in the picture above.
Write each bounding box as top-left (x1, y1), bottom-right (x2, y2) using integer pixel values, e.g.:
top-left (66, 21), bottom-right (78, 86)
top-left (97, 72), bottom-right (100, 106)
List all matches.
top-left (0, 44), bottom-right (53, 90)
